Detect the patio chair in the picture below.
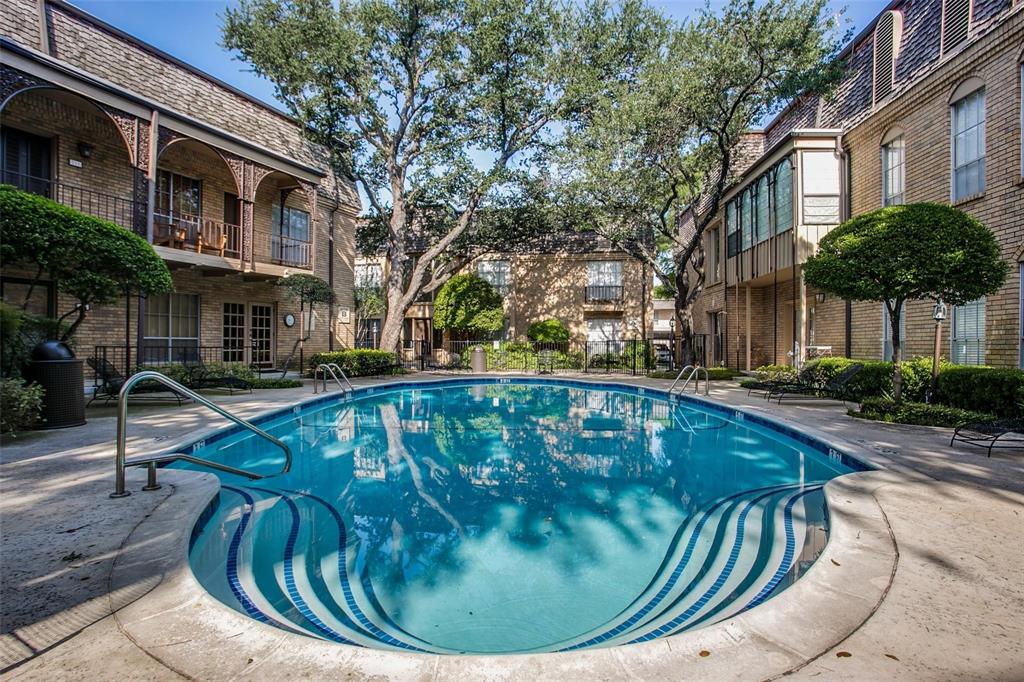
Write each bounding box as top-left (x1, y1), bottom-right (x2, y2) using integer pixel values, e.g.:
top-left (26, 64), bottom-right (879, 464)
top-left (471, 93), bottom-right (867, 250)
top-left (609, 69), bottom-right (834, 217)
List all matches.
top-left (197, 225), bottom-right (227, 257)
top-left (746, 365), bottom-right (816, 398)
top-left (950, 418), bottom-right (1024, 457)
top-left (86, 357), bottom-right (188, 406)
top-left (769, 363), bottom-right (864, 404)
top-left (537, 349), bottom-right (555, 374)
top-left (189, 360), bottom-right (253, 395)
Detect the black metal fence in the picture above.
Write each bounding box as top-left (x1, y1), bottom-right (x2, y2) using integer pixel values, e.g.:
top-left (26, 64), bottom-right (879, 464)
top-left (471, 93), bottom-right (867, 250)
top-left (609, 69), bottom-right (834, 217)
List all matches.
top-left (584, 285), bottom-right (624, 302)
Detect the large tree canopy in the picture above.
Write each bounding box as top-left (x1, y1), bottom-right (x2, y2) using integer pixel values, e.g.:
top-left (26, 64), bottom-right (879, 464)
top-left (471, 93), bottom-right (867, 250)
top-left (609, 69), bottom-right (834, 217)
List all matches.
top-left (0, 185), bottom-right (173, 341)
top-left (553, 0), bottom-right (844, 363)
top-left (804, 202), bottom-right (1008, 400)
top-left (433, 273), bottom-right (505, 337)
top-left (223, 0), bottom-right (662, 351)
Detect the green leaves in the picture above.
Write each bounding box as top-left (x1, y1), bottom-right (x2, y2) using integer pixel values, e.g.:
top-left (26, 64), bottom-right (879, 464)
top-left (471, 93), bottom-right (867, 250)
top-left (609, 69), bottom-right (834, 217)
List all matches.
top-left (276, 273), bottom-right (336, 306)
top-left (0, 185), bottom-right (173, 340)
top-left (804, 203), bottom-right (1009, 307)
top-left (433, 273), bottom-right (505, 334)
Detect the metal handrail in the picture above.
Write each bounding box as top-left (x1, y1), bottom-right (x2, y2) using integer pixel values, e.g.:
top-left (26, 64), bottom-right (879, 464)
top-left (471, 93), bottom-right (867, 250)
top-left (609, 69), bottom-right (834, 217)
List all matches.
top-left (681, 366), bottom-right (710, 396)
top-left (111, 371), bottom-right (293, 498)
top-left (313, 363), bottom-right (354, 394)
top-left (668, 365), bottom-right (695, 392)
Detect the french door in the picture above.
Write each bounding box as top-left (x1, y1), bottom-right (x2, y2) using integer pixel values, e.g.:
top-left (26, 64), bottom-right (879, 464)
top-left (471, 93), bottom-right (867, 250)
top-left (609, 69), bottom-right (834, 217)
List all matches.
top-left (222, 302), bottom-right (274, 367)
top-left (250, 304), bottom-right (274, 369)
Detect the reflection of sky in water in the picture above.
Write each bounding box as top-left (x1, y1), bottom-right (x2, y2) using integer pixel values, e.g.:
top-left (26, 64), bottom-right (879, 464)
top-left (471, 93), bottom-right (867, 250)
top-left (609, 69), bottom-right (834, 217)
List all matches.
top-left (187, 384), bottom-right (853, 653)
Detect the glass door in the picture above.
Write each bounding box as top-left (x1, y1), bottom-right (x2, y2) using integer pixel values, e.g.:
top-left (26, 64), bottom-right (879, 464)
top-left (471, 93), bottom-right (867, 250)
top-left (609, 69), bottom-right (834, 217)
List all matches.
top-left (250, 304), bottom-right (274, 369)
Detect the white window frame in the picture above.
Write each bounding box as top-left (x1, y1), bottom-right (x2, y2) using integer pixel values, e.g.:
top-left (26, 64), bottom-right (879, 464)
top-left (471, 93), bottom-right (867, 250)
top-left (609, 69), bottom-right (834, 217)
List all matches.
top-left (586, 260), bottom-right (623, 287)
top-left (881, 133), bottom-right (905, 206)
top-left (950, 85), bottom-right (985, 202)
top-left (951, 298), bottom-right (986, 365)
top-left (477, 259), bottom-right (511, 294)
top-left (872, 11), bottom-right (903, 106)
top-left (355, 262), bottom-right (383, 289)
top-left (940, 0), bottom-right (973, 56)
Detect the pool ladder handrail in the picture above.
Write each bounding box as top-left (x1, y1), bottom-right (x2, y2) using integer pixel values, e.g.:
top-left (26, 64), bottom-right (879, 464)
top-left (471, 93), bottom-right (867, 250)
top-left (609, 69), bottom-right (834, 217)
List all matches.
top-left (313, 363), bottom-right (354, 394)
top-left (111, 371), bottom-right (293, 498)
top-left (668, 364), bottom-right (710, 396)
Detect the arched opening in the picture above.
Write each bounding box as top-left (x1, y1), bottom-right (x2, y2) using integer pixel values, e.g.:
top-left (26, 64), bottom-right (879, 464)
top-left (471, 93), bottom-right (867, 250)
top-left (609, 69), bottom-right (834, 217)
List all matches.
top-left (0, 86), bottom-right (140, 232)
top-left (155, 137), bottom-right (243, 258)
top-left (253, 170), bottom-right (314, 269)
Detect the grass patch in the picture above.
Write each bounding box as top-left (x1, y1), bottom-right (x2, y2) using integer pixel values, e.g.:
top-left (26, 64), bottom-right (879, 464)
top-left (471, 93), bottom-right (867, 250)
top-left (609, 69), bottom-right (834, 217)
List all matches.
top-left (849, 397), bottom-right (994, 428)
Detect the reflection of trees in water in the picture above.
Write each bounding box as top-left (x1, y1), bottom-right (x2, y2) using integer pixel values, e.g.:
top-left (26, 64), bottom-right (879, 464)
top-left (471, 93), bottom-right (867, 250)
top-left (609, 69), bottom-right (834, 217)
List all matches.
top-left (342, 386), bottom-right (698, 593)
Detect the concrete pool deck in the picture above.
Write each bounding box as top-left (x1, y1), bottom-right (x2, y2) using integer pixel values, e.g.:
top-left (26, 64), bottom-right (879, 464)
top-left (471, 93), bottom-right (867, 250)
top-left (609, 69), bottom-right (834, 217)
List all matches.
top-left (1, 374), bottom-right (1022, 680)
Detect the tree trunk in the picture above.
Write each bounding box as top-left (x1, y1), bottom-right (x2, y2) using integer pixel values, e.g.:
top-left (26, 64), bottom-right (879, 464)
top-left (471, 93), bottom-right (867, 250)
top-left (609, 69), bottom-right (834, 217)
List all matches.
top-left (887, 302), bottom-right (903, 403)
top-left (673, 245), bottom-right (704, 367)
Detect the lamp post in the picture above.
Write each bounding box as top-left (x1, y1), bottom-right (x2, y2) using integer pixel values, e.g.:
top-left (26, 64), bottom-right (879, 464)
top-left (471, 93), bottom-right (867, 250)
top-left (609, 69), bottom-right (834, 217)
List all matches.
top-left (927, 300), bottom-right (947, 404)
top-left (669, 318), bottom-right (676, 371)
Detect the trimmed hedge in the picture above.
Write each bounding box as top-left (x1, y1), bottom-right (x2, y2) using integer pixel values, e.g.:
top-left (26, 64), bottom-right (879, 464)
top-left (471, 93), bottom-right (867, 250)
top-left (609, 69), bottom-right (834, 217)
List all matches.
top-left (308, 349), bottom-right (401, 376)
top-left (0, 378), bottom-right (43, 434)
top-left (935, 366), bottom-right (1024, 418)
top-left (850, 397), bottom-right (994, 427)
top-left (250, 378), bottom-right (304, 389)
top-left (649, 367), bottom-right (738, 380)
top-left (526, 319), bottom-right (570, 343)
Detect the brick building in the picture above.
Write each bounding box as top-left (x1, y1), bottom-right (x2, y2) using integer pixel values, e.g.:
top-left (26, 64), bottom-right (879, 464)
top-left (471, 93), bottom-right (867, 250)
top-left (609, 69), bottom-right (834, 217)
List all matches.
top-left (1, 0), bottom-right (360, 379)
top-left (355, 231), bottom-right (652, 359)
top-left (691, 0), bottom-right (1023, 370)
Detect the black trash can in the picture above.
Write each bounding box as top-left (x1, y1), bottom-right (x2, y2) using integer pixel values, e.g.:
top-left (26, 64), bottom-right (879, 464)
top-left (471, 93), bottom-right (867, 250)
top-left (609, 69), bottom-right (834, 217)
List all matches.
top-left (27, 341), bottom-right (86, 429)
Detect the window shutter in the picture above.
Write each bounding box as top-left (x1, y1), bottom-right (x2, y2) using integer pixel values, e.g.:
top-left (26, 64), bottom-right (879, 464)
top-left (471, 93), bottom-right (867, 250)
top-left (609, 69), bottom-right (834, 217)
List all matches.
top-left (874, 12), bottom-right (895, 102)
top-left (942, 0), bottom-right (971, 53)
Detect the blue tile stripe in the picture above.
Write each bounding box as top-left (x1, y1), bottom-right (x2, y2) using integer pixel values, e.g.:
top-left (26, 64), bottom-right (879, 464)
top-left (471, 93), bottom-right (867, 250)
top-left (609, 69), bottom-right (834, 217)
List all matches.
top-left (267, 487), bottom-right (428, 652)
top-left (743, 487), bottom-right (817, 610)
top-left (626, 486), bottom-right (820, 643)
top-left (220, 486), bottom-right (273, 624)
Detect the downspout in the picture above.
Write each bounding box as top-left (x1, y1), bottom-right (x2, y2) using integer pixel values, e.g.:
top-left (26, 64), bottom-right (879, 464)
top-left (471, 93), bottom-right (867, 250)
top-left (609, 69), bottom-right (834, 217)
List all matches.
top-left (837, 133), bottom-right (852, 359)
top-left (328, 198), bottom-right (337, 352)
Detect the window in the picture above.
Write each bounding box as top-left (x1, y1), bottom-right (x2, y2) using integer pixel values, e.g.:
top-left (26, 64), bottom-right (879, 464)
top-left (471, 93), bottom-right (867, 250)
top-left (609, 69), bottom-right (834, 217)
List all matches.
top-left (773, 159), bottom-right (793, 233)
top-left (873, 12), bottom-right (901, 103)
top-left (1, 127), bottom-right (51, 195)
top-left (355, 263), bottom-right (383, 289)
top-left (477, 260), bottom-right (510, 295)
top-left (586, 317), bottom-right (621, 343)
top-left (222, 302), bottom-right (246, 363)
top-left (755, 176), bottom-right (770, 243)
top-left (740, 189), bottom-right (753, 250)
top-left (707, 228), bottom-right (721, 283)
top-left (801, 151), bottom-right (841, 224)
top-left (951, 87), bottom-right (985, 201)
top-left (941, 0), bottom-right (971, 55)
top-left (726, 201), bottom-right (740, 257)
top-left (882, 136), bottom-right (905, 206)
top-left (357, 318), bottom-right (382, 349)
top-left (952, 298), bottom-right (985, 365)
top-left (142, 293), bottom-right (199, 364)
top-left (586, 261), bottom-right (623, 302)
top-left (271, 205), bottom-right (311, 266)
top-left (155, 170), bottom-right (201, 221)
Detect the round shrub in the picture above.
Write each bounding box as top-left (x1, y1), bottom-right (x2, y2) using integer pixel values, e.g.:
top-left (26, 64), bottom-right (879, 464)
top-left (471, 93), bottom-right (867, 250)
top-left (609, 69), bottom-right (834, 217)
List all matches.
top-left (527, 319), bottom-right (570, 343)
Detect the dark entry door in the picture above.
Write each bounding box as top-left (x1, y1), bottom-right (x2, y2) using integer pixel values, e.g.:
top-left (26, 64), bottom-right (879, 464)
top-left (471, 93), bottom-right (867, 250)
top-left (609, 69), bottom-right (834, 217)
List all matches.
top-left (250, 304), bottom-right (274, 368)
top-left (1, 127), bottom-right (51, 195)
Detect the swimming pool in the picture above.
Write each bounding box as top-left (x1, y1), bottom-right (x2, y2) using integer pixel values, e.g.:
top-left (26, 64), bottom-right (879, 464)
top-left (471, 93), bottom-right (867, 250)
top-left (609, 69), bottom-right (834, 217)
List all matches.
top-left (185, 379), bottom-right (867, 654)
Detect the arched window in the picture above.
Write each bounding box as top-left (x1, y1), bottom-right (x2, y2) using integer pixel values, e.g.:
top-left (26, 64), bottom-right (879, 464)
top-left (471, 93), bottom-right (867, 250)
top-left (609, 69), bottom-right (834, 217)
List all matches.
top-left (773, 159), bottom-right (793, 234)
top-left (741, 188), bottom-right (753, 250)
top-left (873, 11), bottom-right (902, 104)
top-left (880, 127), bottom-right (905, 206)
top-left (941, 0), bottom-right (971, 55)
top-left (755, 176), bottom-right (770, 243)
top-left (950, 78), bottom-right (985, 200)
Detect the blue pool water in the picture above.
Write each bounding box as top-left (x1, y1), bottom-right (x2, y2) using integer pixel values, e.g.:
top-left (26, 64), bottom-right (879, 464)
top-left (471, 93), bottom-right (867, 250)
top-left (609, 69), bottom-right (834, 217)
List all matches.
top-left (185, 380), bottom-right (863, 654)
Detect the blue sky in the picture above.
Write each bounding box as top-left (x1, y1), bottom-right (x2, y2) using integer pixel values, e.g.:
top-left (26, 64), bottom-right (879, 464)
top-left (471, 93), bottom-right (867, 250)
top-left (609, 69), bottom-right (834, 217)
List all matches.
top-left (73, 0), bottom-right (889, 113)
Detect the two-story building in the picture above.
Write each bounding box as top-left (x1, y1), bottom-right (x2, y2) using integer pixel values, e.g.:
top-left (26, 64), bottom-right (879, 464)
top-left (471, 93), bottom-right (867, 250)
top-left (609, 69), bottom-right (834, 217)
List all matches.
top-left (355, 231), bottom-right (651, 357)
top-left (1, 0), bottom-right (359, 376)
top-left (692, 0), bottom-right (1022, 370)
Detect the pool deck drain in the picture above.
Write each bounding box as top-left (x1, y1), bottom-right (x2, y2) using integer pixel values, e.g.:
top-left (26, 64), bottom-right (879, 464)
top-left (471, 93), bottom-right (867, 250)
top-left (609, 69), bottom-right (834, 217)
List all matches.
top-left (1, 374), bottom-right (1022, 680)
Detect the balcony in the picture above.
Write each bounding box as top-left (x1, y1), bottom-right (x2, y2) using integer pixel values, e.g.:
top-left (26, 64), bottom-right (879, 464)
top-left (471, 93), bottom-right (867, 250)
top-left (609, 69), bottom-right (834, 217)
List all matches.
top-left (254, 231), bottom-right (312, 270)
top-left (154, 214), bottom-right (242, 260)
top-left (3, 172), bottom-right (145, 236)
top-left (585, 284), bottom-right (624, 303)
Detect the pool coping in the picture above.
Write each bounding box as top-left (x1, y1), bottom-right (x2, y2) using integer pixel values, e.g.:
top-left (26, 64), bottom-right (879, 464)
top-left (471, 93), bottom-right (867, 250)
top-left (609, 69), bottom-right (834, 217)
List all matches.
top-left (109, 375), bottom-right (899, 680)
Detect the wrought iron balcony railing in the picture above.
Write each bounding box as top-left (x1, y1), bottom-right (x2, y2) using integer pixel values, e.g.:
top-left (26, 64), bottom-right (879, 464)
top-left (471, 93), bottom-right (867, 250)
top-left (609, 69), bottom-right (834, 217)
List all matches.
top-left (584, 284), bottom-right (624, 303)
top-left (2, 171), bottom-right (145, 236)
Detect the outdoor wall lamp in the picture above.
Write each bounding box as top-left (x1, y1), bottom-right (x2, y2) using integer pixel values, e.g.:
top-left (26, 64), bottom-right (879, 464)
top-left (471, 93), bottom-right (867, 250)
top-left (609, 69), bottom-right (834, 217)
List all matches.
top-left (815, 293), bottom-right (826, 304)
top-left (77, 142), bottom-right (94, 158)
top-left (932, 301), bottom-right (947, 321)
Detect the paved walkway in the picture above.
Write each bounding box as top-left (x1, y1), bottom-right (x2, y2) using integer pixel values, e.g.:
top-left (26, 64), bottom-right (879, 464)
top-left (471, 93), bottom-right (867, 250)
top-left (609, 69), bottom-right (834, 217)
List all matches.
top-left (0, 374), bottom-right (1021, 680)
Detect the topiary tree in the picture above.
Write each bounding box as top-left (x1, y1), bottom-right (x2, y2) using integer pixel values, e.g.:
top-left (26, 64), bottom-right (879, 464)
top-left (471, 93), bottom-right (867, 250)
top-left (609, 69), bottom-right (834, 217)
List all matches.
top-left (804, 203), bottom-right (1009, 402)
top-left (275, 273), bottom-right (335, 372)
top-left (433, 274), bottom-right (505, 340)
top-left (527, 318), bottom-right (570, 343)
top-left (0, 185), bottom-right (173, 342)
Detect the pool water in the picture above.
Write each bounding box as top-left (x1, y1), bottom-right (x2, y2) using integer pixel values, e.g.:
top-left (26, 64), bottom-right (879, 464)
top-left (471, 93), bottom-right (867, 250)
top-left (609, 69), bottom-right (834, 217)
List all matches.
top-left (185, 381), bottom-right (859, 654)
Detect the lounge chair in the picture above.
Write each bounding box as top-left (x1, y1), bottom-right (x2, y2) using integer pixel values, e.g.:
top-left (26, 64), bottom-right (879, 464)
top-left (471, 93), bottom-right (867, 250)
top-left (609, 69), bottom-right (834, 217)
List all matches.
top-left (950, 418), bottom-right (1024, 457)
top-left (86, 357), bottom-right (188, 406)
top-left (189, 362), bottom-right (253, 394)
top-left (769, 363), bottom-right (864, 404)
top-left (746, 366), bottom-right (816, 398)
